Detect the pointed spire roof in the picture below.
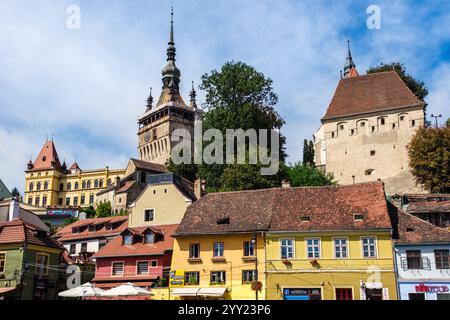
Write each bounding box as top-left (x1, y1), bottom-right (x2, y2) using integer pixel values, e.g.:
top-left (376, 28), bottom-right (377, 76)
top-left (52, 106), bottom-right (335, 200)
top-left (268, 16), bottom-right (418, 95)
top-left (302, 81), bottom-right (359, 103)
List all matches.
top-left (189, 81), bottom-right (197, 109)
top-left (161, 7), bottom-right (181, 92)
top-left (146, 87), bottom-right (153, 110)
top-left (343, 40), bottom-right (357, 78)
top-left (30, 140), bottom-right (63, 171)
top-left (69, 161), bottom-right (81, 171)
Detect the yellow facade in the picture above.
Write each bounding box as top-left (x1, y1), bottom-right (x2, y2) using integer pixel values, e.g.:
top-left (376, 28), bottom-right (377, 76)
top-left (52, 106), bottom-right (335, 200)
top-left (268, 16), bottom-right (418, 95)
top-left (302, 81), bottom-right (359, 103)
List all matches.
top-left (265, 231), bottom-right (397, 300)
top-left (129, 182), bottom-right (193, 228)
top-left (24, 167), bottom-right (125, 208)
top-left (170, 234), bottom-right (266, 300)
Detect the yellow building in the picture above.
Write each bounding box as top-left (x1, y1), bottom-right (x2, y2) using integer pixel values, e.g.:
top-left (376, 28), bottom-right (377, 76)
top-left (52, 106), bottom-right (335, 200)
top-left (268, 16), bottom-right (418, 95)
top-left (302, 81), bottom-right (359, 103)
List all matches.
top-left (170, 181), bottom-right (398, 300)
top-left (24, 140), bottom-right (125, 208)
top-left (265, 182), bottom-right (397, 300)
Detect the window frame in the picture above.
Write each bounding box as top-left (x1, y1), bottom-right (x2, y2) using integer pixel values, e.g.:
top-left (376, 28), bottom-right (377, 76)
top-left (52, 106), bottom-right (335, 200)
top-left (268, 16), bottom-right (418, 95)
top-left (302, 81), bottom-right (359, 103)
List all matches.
top-left (333, 237), bottom-right (349, 259)
top-left (280, 238), bottom-right (295, 259)
top-left (0, 252), bottom-right (6, 275)
top-left (111, 261), bottom-right (124, 276)
top-left (243, 240), bottom-right (255, 257)
top-left (242, 270), bottom-right (257, 284)
top-left (213, 242), bottom-right (225, 258)
top-left (210, 270), bottom-right (226, 285)
top-left (143, 208), bottom-right (155, 222)
top-left (361, 236), bottom-right (378, 258)
top-left (185, 271), bottom-right (200, 286)
top-left (69, 244), bottom-right (76, 254)
top-left (306, 237), bottom-right (321, 259)
top-left (434, 249), bottom-right (450, 269)
top-left (35, 252), bottom-right (50, 275)
top-left (189, 243), bottom-right (200, 259)
top-left (136, 260), bottom-right (149, 275)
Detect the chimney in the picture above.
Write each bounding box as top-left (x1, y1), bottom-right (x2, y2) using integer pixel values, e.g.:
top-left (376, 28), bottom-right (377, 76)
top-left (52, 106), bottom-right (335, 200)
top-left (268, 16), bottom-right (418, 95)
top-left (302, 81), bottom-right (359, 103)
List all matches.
top-left (8, 198), bottom-right (20, 221)
top-left (194, 179), bottom-right (206, 200)
top-left (282, 179), bottom-right (291, 188)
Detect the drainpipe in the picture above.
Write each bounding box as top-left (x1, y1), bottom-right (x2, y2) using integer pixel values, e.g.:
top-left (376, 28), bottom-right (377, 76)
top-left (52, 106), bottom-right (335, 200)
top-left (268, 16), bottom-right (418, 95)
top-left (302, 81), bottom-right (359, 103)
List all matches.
top-left (392, 243), bottom-right (401, 300)
top-left (253, 233), bottom-right (258, 301)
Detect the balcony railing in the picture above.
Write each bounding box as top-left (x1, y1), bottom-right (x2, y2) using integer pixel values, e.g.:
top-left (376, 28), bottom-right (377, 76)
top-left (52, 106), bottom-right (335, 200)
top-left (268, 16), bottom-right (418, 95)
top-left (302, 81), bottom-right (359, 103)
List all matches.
top-left (401, 257), bottom-right (431, 271)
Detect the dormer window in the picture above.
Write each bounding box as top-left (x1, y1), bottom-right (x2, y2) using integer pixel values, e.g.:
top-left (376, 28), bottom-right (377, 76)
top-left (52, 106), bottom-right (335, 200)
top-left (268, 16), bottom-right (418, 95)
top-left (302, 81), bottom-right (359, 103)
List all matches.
top-left (353, 214), bottom-right (364, 221)
top-left (88, 225), bottom-right (96, 232)
top-left (406, 227), bottom-right (414, 232)
top-left (217, 217), bottom-right (230, 225)
top-left (123, 234), bottom-right (133, 245)
top-left (300, 216), bottom-right (311, 222)
top-left (145, 232), bottom-right (155, 244)
top-left (72, 227), bottom-right (79, 233)
top-left (105, 224), bottom-right (113, 231)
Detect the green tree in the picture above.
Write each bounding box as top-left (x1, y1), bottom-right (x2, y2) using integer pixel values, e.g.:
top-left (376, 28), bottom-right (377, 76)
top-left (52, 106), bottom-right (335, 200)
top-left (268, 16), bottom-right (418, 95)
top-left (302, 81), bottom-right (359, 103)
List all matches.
top-left (95, 201), bottom-right (112, 218)
top-left (11, 187), bottom-right (20, 197)
top-left (408, 126), bottom-right (449, 192)
top-left (81, 206), bottom-right (96, 218)
top-left (171, 61), bottom-right (286, 192)
top-left (167, 158), bottom-right (197, 182)
top-left (446, 117), bottom-right (450, 127)
top-left (287, 162), bottom-right (336, 187)
top-left (367, 62), bottom-right (429, 124)
top-left (302, 139), bottom-right (314, 166)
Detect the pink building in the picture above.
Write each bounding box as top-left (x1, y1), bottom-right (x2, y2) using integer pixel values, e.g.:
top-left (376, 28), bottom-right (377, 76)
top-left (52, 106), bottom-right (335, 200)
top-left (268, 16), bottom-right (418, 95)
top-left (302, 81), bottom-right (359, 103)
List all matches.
top-left (92, 224), bottom-right (177, 289)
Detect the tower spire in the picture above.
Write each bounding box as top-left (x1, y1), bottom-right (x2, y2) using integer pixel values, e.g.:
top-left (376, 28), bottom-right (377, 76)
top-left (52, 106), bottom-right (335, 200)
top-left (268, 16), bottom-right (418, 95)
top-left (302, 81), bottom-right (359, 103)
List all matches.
top-left (189, 81), bottom-right (197, 109)
top-left (343, 40), bottom-right (358, 78)
top-left (161, 6), bottom-right (181, 92)
top-left (146, 87), bottom-right (153, 110)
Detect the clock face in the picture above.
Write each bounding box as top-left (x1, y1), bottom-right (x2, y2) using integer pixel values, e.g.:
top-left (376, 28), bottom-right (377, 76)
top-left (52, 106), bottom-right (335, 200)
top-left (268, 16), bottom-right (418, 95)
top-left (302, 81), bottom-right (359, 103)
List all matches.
top-left (144, 131), bottom-right (151, 142)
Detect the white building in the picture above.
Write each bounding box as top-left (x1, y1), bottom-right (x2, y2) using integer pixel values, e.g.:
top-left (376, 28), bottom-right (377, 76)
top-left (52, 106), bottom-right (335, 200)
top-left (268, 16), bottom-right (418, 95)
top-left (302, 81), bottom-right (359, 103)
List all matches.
top-left (392, 206), bottom-right (450, 300)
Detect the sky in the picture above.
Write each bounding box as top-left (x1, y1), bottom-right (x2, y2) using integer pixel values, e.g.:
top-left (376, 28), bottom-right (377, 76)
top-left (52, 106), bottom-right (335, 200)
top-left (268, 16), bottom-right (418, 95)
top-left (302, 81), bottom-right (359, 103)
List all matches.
top-left (0, 0), bottom-right (449, 193)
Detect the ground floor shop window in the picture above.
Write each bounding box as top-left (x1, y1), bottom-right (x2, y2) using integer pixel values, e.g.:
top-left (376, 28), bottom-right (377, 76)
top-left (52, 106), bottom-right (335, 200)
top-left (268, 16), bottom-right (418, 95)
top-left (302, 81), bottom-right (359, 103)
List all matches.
top-left (335, 288), bottom-right (353, 300)
top-left (437, 293), bottom-right (450, 300)
top-left (409, 293), bottom-right (425, 300)
top-left (283, 288), bottom-right (321, 300)
top-left (365, 288), bottom-right (383, 300)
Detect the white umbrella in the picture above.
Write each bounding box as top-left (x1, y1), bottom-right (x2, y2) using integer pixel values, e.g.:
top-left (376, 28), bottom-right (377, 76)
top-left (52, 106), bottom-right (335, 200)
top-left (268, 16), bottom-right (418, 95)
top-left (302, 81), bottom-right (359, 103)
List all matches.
top-left (100, 282), bottom-right (154, 297)
top-left (58, 282), bottom-right (104, 298)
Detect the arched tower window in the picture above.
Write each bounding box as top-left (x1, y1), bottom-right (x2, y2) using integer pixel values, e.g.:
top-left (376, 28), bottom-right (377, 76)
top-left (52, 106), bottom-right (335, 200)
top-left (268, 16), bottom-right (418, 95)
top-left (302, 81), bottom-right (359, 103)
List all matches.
top-left (36, 182), bottom-right (41, 191)
top-left (67, 182), bottom-right (71, 190)
top-left (82, 181), bottom-right (86, 189)
top-left (94, 179), bottom-right (99, 188)
top-left (74, 182), bottom-right (79, 190)
top-left (99, 179), bottom-right (103, 188)
top-left (44, 181), bottom-right (49, 190)
top-left (29, 182), bottom-right (34, 191)
top-left (87, 180), bottom-right (91, 188)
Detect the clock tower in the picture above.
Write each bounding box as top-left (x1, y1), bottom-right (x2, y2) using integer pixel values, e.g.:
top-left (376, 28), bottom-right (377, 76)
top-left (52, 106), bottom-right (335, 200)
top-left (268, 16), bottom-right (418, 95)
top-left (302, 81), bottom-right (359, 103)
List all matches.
top-left (137, 8), bottom-right (202, 165)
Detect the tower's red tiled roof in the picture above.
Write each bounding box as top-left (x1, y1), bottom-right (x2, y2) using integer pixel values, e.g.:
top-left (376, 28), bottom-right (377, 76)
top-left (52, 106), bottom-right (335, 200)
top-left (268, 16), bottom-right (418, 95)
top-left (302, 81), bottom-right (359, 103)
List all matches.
top-left (322, 71), bottom-right (423, 121)
top-left (69, 161), bottom-right (81, 171)
top-left (29, 140), bottom-right (63, 171)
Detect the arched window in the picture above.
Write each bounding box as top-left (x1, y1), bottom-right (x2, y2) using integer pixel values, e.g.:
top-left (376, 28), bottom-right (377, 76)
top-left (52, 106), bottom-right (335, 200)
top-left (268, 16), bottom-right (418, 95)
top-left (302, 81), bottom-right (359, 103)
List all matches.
top-left (44, 181), bottom-right (49, 190)
top-left (59, 183), bottom-right (64, 191)
top-left (82, 180), bottom-right (86, 189)
top-left (94, 179), bottom-right (99, 188)
top-left (29, 182), bottom-right (34, 191)
top-left (36, 182), bottom-right (41, 191)
top-left (74, 181), bottom-right (79, 190)
top-left (107, 179), bottom-right (112, 186)
top-left (99, 179), bottom-right (103, 188)
top-left (87, 180), bottom-right (91, 188)
top-left (67, 182), bottom-right (72, 190)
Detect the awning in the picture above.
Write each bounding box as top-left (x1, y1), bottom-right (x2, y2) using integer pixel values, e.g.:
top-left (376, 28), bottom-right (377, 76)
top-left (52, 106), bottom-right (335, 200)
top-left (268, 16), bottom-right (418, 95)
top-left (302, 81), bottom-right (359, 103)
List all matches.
top-left (0, 287), bottom-right (16, 295)
top-left (171, 287), bottom-right (200, 296)
top-left (197, 287), bottom-right (227, 297)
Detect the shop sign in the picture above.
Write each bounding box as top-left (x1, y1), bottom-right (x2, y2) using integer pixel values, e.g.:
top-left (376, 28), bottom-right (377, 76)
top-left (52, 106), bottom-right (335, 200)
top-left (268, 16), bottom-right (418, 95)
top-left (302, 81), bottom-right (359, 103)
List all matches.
top-left (47, 208), bottom-right (79, 217)
top-left (169, 270), bottom-right (184, 287)
top-left (415, 283), bottom-right (449, 293)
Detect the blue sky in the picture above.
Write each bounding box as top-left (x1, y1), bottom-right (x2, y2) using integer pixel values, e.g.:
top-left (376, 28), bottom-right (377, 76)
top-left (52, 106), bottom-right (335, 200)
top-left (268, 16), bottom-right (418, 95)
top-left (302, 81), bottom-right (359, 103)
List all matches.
top-left (0, 0), bottom-right (449, 192)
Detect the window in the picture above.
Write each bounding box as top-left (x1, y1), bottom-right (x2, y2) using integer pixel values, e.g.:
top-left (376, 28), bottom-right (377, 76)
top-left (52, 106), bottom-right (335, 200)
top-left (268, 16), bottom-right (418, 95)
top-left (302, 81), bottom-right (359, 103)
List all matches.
top-left (87, 180), bottom-right (91, 188)
top-left (28, 197), bottom-right (33, 205)
top-left (89, 194), bottom-right (94, 204)
top-left (36, 182), bottom-right (41, 191)
top-left (365, 288), bottom-right (382, 300)
top-left (58, 198), bottom-right (63, 205)
top-left (35, 253), bottom-right (49, 275)
top-left (145, 232), bottom-right (154, 244)
top-left (66, 197), bottom-right (70, 206)
top-left (362, 237), bottom-right (377, 258)
top-left (44, 181), bottom-right (48, 190)
top-left (105, 224), bottom-right (113, 230)
top-left (306, 238), bottom-right (321, 259)
top-left (185, 271), bottom-right (200, 285)
top-left (81, 195), bottom-right (85, 205)
top-left (339, 124), bottom-right (344, 130)
top-left (360, 122), bottom-right (365, 127)
top-left (112, 262), bottom-right (124, 276)
top-left (42, 196), bottom-right (47, 206)
top-left (29, 182), bottom-right (34, 191)
top-left (80, 243), bottom-right (87, 253)
top-left (99, 179), bottom-right (103, 188)
top-left (82, 181), bottom-right (86, 189)
top-left (59, 183), bottom-right (64, 191)
top-left (35, 196), bottom-right (40, 206)
top-left (242, 270), bottom-right (257, 284)
top-left (67, 182), bottom-right (71, 190)
top-left (150, 260), bottom-right (158, 268)
top-left (392, 123), bottom-right (396, 129)
top-left (400, 115), bottom-right (405, 121)
top-left (380, 118), bottom-right (385, 125)
top-left (435, 250), bottom-right (449, 269)
top-left (370, 150), bottom-right (376, 156)
top-left (0, 252), bottom-right (6, 274)
top-left (144, 209), bottom-right (154, 222)
top-left (406, 250), bottom-right (422, 269)
top-left (94, 179), bottom-right (99, 188)
top-left (107, 179), bottom-right (112, 186)
top-left (243, 241), bottom-right (255, 257)
top-left (334, 238), bottom-right (348, 258)
top-left (137, 261), bottom-right (149, 275)
top-left (213, 242), bottom-right (224, 257)
top-left (88, 225), bottom-right (95, 232)
top-left (280, 239), bottom-right (294, 259)
top-left (123, 234), bottom-right (133, 245)
top-left (411, 120), bottom-right (416, 127)
top-left (365, 169), bottom-right (375, 176)
top-left (350, 129), bottom-right (355, 135)
top-left (409, 293), bottom-right (425, 300)
top-left (69, 244), bottom-right (76, 254)
top-left (437, 293), bottom-right (450, 300)
top-left (73, 196), bottom-right (78, 206)
top-left (189, 243), bottom-right (200, 259)
top-left (74, 182), bottom-right (79, 190)
top-left (335, 288), bottom-right (353, 300)
top-left (118, 198), bottom-right (122, 204)
top-left (371, 126), bottom-right (375, 133)
top-left (210, 271), bottom-right (226, 285)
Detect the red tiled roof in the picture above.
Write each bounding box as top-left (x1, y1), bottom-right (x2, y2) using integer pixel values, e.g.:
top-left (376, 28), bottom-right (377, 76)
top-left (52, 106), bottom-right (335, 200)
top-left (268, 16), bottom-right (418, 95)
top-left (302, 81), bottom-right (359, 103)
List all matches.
top-left (389, 203), bottom-right (450, 244)
top-left (130, 158), bottom-right (168, 173)
top-left (322, 71), bottom-right (423, 121)
top-left (406, 201), bottom-right (450, 214)
top-left (29, 140), bottom-right (63, 171)
top-left (69, 161), bottom-right (81, 170)
top-left (175, 181), bottom-right (391, 236)
top-left (116, 181), bottom-right (136, 193)
top-left (0, 219), bottom-right (63, 249)
top-left (93, 224), bottom-right (178, 258)
top-left (55, 215), bottom-right (128, 241)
